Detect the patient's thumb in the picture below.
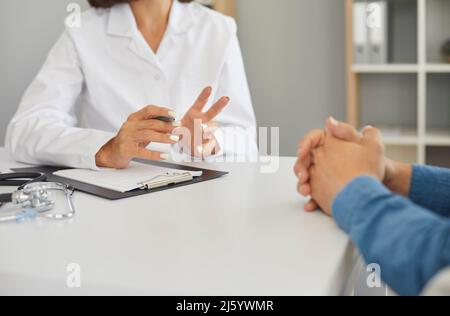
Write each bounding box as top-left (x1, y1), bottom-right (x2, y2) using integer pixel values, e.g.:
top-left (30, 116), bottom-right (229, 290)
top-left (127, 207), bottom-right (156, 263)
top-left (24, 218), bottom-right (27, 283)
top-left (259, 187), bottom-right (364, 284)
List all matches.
top-left (326, 117), bottom-right (362, 143)
top-left (362, 126), bottom-right (383, 145)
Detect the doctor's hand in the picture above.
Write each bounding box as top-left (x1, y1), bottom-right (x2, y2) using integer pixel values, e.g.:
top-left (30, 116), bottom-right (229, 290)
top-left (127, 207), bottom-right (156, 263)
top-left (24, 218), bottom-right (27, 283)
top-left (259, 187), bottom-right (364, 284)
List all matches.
top-left (308, 127), bottom-right (386, 216)
top-left (95, 106), bottom-right (180, 169)
top-left (177, 87), bottom-right (229, 159)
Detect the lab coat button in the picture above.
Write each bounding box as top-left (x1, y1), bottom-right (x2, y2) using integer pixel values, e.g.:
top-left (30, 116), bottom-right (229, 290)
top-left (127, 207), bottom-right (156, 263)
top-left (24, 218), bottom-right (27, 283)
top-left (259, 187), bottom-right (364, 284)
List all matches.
top-left (154, 74), bottom-right (161, 81)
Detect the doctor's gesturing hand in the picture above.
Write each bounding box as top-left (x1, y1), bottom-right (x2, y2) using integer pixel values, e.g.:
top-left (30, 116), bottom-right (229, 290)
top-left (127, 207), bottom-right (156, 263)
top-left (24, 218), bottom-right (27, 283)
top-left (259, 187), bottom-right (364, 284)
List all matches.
top-left (178, 86), bottom-right (230, 158)
top-left (95, 106), bottom-right (180, 169)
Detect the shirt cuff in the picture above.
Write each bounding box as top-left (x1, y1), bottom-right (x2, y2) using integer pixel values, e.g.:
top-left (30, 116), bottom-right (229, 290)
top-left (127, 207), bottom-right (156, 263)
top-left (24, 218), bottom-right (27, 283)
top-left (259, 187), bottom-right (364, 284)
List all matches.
top-left (332, 176), bottom-right (391, 233)
top-left (81, 130), bottom-right (115, 170)
top-left (410, 164), bottom-right (427, 202)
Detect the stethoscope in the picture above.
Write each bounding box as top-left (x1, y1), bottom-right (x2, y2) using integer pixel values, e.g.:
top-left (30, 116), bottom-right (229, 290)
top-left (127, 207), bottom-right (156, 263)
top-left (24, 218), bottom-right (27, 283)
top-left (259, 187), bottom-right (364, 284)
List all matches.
top-left (0, 172), bottom-right (76, 223)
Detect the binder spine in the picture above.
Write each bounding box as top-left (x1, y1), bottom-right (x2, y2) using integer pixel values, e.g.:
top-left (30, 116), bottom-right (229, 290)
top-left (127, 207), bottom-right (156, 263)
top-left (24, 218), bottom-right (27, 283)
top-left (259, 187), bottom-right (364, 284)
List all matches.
top-left (367, 1), bottom-right (388, 64)
top-left (353, 1), bottom-right (369, 64)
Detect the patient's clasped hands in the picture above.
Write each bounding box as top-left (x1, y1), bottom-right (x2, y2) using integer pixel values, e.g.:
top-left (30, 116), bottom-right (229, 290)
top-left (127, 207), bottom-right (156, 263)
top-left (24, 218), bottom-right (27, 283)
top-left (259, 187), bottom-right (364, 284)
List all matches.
top-left (294, 118), bottom-right (387, 216)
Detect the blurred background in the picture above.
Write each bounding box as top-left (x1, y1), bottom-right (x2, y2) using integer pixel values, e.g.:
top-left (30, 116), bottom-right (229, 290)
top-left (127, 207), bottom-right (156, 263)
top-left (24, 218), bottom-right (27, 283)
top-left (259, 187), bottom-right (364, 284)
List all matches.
top-left (0, 0), bottom-right (449, 165)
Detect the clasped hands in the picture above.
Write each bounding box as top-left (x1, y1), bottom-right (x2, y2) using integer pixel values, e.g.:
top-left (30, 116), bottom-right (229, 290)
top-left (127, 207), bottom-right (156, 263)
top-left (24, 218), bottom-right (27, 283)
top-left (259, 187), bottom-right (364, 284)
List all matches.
top-left (294, 117), bottom-right (393, 216)
top-left (96, 86), bottom-right (229, 169)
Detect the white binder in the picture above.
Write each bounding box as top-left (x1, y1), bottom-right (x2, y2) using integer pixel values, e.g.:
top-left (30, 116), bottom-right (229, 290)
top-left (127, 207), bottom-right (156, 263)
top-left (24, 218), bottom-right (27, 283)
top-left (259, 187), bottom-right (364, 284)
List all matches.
top-left (367, 1), bottom-right (388, 64)
top-left (353, 2), bottom-right (369, 64)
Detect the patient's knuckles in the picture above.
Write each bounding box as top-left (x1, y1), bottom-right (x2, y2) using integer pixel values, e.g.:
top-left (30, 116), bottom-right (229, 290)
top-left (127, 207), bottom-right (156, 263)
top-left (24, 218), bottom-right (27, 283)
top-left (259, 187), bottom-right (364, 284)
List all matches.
top-left (297, 181), bottom-right (303, 194)
top-left (293, 160), bottom-right (302, 175)
top-left (303, 129), bottom-right (323, 147)
top-left (368, 139), bottom-right (385, 157)
top-left (375, 141), bottom-right (386, 155)
top-left (310, 166), bottom-right (317, 177)
top-left (313, 148), bottom-right (325, 162)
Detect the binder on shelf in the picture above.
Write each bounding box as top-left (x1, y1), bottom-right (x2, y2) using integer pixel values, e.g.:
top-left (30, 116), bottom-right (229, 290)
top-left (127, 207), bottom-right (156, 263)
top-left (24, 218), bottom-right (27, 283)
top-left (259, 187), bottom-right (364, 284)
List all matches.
top-left (367, 1), bottom-right (388, 64)
top-left (353, 1), bottom-right (370, 64)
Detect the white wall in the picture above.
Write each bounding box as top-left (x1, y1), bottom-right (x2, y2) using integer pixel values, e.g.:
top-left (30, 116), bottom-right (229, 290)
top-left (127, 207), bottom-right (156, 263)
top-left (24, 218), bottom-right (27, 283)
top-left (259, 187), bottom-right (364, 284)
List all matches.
top-left (0, 0), bottom-right (89, 148)
top-left (0, 0), bottom-right (346, 156)
top-left (236, 0), bottom-right (346, 156)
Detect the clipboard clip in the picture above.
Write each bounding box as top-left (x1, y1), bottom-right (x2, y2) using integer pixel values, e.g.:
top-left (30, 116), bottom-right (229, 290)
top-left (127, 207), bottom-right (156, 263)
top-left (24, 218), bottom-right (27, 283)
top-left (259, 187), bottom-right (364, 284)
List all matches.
top-left (138, 172), bottom-right (194, 190)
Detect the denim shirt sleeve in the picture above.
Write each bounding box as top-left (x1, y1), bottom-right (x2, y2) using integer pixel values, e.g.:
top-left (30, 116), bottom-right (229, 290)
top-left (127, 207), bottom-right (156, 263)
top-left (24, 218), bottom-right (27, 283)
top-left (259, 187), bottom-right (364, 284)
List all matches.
top-left (333, 176), bottom-right (450, 296)
top-left (409, 165), bottom-right (450, 217)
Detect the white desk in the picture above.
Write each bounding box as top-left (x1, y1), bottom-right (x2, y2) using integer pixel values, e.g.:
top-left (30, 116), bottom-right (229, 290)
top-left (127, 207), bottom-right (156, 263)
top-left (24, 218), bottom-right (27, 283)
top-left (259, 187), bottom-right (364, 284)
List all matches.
top-left (0, 148), bottom-right (353, 295)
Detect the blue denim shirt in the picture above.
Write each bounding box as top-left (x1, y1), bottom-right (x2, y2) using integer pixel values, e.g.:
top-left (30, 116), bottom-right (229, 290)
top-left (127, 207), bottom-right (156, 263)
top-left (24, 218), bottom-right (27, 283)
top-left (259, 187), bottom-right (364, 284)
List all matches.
top-left (333, 165), bottom-right (450, 296)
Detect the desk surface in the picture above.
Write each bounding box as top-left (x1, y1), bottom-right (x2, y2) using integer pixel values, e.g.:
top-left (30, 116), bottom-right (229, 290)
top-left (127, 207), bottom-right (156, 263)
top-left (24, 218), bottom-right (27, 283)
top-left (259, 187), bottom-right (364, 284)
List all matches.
top-left (0, 148), bottom-right (352, 295)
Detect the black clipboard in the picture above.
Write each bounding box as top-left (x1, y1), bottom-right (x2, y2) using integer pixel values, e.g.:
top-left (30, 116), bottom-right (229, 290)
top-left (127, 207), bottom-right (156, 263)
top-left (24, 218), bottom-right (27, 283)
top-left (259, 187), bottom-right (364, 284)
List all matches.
top-left (12, 159), bottom-right (228, 201)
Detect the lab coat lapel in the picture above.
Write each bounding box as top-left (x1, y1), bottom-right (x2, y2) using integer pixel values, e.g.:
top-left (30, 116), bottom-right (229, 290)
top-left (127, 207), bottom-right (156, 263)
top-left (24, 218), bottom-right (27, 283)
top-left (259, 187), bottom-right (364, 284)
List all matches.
top-left (129, 33), bottom-right (162, 69)
top-left (157, 0), bottom-right (196, 61)
top-left (107, 4), bottom-right (136, 38)
top-left (107, 4), bottom-right (162, 69)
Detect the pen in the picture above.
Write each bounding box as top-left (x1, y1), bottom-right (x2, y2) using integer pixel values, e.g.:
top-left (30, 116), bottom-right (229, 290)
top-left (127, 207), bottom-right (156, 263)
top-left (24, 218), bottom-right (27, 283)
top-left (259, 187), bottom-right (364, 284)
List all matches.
top-left (154, 116), bottom-right (176, 123)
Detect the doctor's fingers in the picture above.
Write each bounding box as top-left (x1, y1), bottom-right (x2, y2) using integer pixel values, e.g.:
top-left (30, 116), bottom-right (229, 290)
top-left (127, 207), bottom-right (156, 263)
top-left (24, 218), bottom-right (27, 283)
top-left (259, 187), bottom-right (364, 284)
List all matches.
top-left (133, 130), bottom-right (180, 145)
top-left (128, 105), bottom-right (176, 122)
top-left (202, 122), bottom-right (219, 140)
top-left (134, 148), bottom-right (169, 161)
top-left (203, 96), bottom-right (230, 122)
top-left (197, 138), bottom-right (218, 158)
top-left (129, 119), bottom-right (179, 133)
top-left (190, 86), bottom-right (213, 112)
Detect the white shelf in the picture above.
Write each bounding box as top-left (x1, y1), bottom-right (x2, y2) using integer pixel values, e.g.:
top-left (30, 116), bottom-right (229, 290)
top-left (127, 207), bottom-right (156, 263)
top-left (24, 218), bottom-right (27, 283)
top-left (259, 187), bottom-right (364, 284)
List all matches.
top-left (425, 64), bottom-right (450, 73)
top-left (352, 64), bottom-right (450, 74)
top-left (379, 127), bottom-right (419, 146)
top-left (352, 64), bottom-right (419, 74)
top-left (347, 0), bottom-right (450, 165)
top-left (425, 129), bottom-right (450, 146)
top-left (384, 129), bottom-right (450, 147)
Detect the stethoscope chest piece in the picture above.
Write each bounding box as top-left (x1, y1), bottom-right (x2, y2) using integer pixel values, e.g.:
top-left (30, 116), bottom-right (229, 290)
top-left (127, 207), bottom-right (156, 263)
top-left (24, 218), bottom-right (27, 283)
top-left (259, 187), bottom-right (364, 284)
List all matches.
top-left (12, 182), bottom-right (55, 213)
top-left (0, 173), bottom-right (76, 223)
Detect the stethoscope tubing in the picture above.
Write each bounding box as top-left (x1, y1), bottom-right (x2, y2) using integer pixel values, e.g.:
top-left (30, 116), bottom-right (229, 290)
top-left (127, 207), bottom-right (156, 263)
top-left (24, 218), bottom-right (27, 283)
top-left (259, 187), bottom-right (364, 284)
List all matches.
top-left (0, 193), bottom-right (12, 203)
top-left (0, 173), bottom-right (46, 205)
top-left (0, 172), bottom-right (47, 189)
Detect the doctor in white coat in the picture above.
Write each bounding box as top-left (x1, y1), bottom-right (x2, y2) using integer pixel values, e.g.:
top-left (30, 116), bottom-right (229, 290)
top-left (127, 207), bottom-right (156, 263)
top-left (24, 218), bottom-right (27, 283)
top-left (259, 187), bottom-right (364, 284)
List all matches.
top-left (6, 0), bottom-right (257, 169)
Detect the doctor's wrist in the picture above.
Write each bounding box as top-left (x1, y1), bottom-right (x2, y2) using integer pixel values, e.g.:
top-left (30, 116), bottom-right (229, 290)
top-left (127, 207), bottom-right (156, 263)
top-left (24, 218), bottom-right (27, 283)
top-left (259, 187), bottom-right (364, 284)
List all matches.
top-left (95, 138), bottom-right (114, 168)
top-left (95, 137), bottom-right (129, 169)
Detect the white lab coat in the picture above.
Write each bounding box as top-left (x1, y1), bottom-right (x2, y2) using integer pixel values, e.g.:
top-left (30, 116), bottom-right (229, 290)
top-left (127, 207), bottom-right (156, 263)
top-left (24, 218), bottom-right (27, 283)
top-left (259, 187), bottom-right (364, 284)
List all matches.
top-left (6, 1), bottom-right (257, 169)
